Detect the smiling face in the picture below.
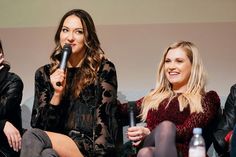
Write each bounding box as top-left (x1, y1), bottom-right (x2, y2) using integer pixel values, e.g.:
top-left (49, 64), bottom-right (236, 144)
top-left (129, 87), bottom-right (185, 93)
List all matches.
top-left (164, 47), bottom-right (192, 92)
top-left (59, 15), bottom-right (86, 55)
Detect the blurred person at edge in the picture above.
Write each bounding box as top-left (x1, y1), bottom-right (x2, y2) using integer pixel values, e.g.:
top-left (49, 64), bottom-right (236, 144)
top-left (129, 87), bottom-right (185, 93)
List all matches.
top-left (214, 84), bottom-right (236, 157)
top-left (0, 40), bottom-right (24, 157)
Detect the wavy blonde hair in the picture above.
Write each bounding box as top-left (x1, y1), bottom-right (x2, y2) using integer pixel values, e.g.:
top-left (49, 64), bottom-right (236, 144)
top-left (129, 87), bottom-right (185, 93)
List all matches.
top-left (141, 41), bottom-right (206, 121)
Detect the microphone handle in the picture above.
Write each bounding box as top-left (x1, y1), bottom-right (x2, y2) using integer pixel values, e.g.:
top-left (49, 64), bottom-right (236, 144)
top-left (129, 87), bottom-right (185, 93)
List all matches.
top-left (55, 44), bottom-right (72, 87)
top-left (129, 109), bottom-right (136, 127)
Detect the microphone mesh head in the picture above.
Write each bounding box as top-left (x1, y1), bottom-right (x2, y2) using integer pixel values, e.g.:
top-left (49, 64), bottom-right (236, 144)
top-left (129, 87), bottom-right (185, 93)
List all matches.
top-left (63, 44), bottom-right (72, 55)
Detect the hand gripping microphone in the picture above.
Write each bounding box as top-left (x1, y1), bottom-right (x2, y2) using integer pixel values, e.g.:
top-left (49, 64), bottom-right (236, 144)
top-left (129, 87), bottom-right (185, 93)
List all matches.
top-left (129, 101), bottom-right (136, 127)
top-left (56, 44), bottom-right (72, 86)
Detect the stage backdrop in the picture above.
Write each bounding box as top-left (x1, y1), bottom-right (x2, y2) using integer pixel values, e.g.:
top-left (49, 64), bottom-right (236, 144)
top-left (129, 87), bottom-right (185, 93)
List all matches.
top-left (0, 1), bottom-right (236, 130)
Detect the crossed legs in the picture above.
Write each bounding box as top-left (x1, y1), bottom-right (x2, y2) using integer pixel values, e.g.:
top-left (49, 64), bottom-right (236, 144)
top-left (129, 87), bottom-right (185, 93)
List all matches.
top-left (20, 128), bottom-right (83, 157)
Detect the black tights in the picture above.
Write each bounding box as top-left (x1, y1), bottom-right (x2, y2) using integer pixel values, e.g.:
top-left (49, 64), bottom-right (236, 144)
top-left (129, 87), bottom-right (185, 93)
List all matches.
top-left (137, 121), bottom-right (177, 157)
top-left (20, 128), bottom-right (58, 157)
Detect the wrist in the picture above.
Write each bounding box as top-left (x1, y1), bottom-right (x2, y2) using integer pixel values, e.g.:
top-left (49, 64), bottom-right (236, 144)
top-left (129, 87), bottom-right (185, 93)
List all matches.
top-left (53, 91), bottom-right (63, 97)
top-left (50, 92), bottom-right (62, 105)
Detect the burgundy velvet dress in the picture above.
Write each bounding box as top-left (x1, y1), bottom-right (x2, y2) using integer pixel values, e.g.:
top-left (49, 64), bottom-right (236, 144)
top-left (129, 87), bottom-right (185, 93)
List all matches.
top-left (144, 91), bottom-right (220, 157)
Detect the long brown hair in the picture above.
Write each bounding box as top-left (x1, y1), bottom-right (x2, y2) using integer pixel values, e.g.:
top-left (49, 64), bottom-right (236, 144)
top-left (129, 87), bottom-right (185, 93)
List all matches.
top-left (50, 9), bottom-right (105, 97)
top-left (141, 41), bottom-right (206, 121)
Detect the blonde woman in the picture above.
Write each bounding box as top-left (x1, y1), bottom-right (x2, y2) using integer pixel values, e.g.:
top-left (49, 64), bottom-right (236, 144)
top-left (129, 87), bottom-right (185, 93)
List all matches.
top-left (127, 41), bottom-right (221, 157)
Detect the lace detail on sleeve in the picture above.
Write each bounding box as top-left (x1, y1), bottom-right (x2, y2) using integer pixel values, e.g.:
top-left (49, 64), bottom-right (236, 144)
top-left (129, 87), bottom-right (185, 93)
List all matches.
top-left (31, 65), bottom-right (63, 131)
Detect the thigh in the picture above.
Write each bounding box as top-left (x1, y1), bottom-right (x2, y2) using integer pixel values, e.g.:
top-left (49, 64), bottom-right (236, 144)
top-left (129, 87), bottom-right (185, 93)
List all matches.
top-left (45, 131), bottom-right (83, 157)
top-left (137, 147), bottom-right (155, 157)
top-left (143, 130), bottom-right (155, 147)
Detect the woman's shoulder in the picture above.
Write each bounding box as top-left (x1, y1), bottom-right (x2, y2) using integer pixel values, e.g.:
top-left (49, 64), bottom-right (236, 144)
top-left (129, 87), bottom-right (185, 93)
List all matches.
top-left (102, 58), bottom-right (116, 68)
top-left (205, 90), bottom-right (219, 97)
top-left (99, 58), bottom-right (116, 73)
top-left (204, 90), bottom-right (220, 106)
top-left (35, 64), bottom-right (51, 75)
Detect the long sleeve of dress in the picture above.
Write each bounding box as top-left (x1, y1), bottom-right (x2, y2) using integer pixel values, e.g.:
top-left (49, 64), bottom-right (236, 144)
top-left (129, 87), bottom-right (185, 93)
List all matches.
top-left (213, 85), bottom-right (236, 156)
top-left (97, 60), bottom-right (118, 141)
top-left (31, 65), bottom-right (63, 131)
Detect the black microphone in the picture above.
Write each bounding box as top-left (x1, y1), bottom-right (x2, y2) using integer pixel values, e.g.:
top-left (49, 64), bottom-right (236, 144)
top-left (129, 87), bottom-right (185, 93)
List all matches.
top-left (56, 44), bottom-right (72, 86)
top-left (129, 101), bottom-right (136, 127)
